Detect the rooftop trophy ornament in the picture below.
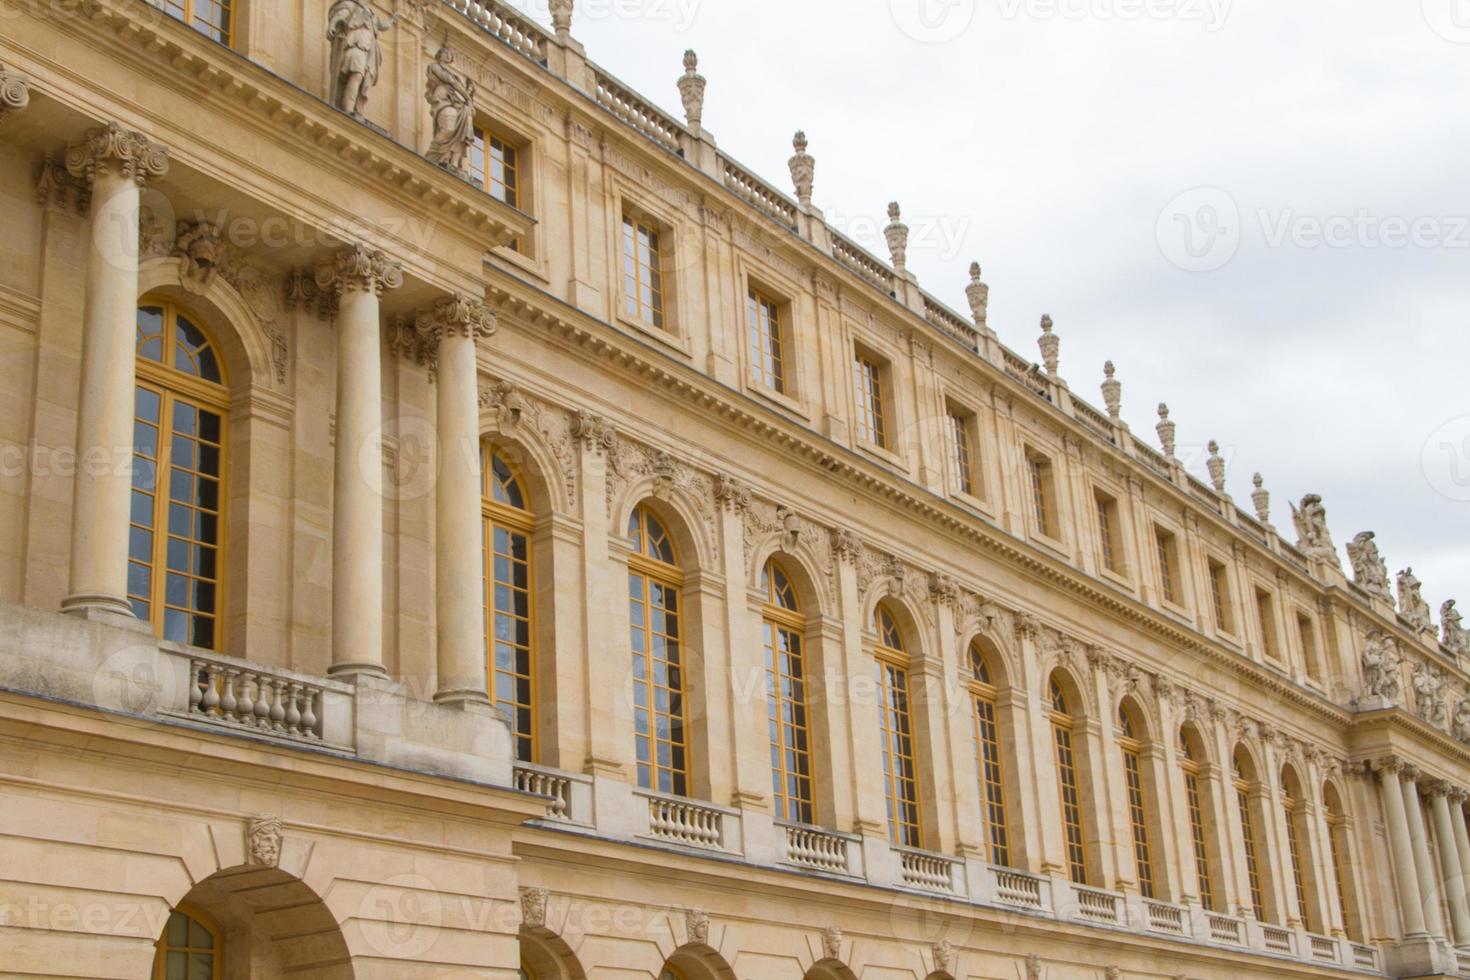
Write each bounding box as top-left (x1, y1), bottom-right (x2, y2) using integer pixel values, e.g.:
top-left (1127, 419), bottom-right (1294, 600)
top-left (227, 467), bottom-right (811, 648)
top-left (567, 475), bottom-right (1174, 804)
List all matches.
top-left (326, 0), bottom-right (398, 118)
top-left (1412, 662), bottom-right (1446, 727)
top-left (677, 50), bottom-right (705, 129)
top-left (549, 0), bottom-right (573, 39)
top-left (1250, 473), bottom-right (1270, 523)
top-left (1156, 403), bottom-right (1176, 458)
top-left (965, 262), bottom-right (990, 331)
top-left (425, 44), bottom-right (477, 176)
top-left (0, 61), bottom-right (30, 124)
top-left (1206, 441), bottom-right (1226, 493)
top-left (1101, 361), bottom-right (1121, 420)
top-left (1290, 494), bottom-right (1340, 568)
top-left (1347, 531), bottom-right (1392, 602)
top-left (884, 202), bottom-right (908, 274)
top-left (1455, 698), bottom-right (1470, 744)
top-left (1398, 567), bottom-right (1433, 632)
top-left (1037, 314), bottom-right (1059, 376)
top-left (1442, 600), bottom-right (1468, 657)
top-left (788, 131), bottom-right (814, 208)
top-left (1361, 630), bottom-right (1402, 705)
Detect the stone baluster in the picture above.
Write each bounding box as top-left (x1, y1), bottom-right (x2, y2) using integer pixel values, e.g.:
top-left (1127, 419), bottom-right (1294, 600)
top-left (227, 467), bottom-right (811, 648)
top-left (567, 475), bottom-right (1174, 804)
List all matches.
top-left (315, 245), bottom-right (402, 680)
top-left (59, 124), bottom-right (169, 621)
top-left (418, 294), bottom-right (497, 704)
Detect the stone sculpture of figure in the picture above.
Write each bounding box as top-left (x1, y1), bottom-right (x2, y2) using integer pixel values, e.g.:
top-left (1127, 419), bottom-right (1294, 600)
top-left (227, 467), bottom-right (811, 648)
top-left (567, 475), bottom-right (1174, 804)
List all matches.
top-left (1290, 494), bottom-right (1339, 567)
top-left (1398, 567), bottom-right (1433, 633)
top-left (1454, 698), bottom-right (1470, 743)
top-left (425, 46), bottom-right (477, 174)
top-left (1442, 600), bottom-right (1468, 657)
top-left (1413, 663), bottom-right (1446, 727)
top-left (1362, 631), bottom-right (1402, 704)
top-left (327, 0), bottom-right (397, 117)
top-left (1347, 531), bottom-right (1392, 602)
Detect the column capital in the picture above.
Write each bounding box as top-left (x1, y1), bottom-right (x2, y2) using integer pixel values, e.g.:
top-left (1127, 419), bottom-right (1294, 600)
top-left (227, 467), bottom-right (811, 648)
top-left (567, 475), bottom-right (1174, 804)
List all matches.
top-left (315, 244), bottom-right (403, 296)
top-left (1425, 779), bottom-right (1453, 800)
top-left (416, 293), bottom-right (496, 343)
top-left (64, 122), bottom-right (169, 187)
top-left (1375, 755), bottom-right (1407, 778)
top-left (0, 62), bottom-right (30, 125)
top-left (1449, 786), bottom-right (1469, 807)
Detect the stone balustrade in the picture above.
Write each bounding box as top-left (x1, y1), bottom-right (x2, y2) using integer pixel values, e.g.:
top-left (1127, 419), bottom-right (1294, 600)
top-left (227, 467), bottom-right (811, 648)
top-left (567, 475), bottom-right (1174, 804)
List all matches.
top-left (894, 846), bottom-right (962, 894)
top-left (779, 822), bottom-right (859, 876)
top-left (637, 790), bottom-right (731, 850)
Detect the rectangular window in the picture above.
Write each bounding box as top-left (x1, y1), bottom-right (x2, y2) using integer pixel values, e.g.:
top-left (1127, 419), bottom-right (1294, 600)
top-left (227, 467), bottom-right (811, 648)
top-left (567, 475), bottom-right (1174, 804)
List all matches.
top-left (1209, 559), bottom-right (1235, 634)
top-left (1155, 527), bottom-right (1181, 606)
top-left (765, 619), bottom-right (814, 824)
top-left (1053, 721), bottom-right (1088, 884)
top-left (629, 569), bottom-right (686, 796)
top-left (1027, 450), bottom-right (1058, 539)
top-left (1095, 490), bottom-right (1122, 573)
top-left (946, 409), bottom-right (976, 496)
top-left (973, 693), bottom-right (1010, 867)
top-left (1183, 763), bottom-right (1216, 910)
top-left (853, 353), bottom-right (888, 448)
top-left (469, 127), bottom-right (522, 252)
top-left (622, 214), bottom-right (665, 328)
top-left (1297, 613), bottom-right (1321, 682)
top-left (1256, 587), bottom-right (1280, 660)
top-left (151, 0), bottom-right (232, 44)
top-left (876, 661), bottom-right (921, 847)
top-left (746, 289), bottom-right (786, 392)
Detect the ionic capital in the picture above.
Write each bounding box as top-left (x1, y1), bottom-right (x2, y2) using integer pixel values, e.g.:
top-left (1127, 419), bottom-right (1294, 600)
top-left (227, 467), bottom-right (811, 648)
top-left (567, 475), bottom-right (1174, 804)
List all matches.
top-left (0, 62), bottom-right (30, 125)
top-left (315, 244), bottom-right (403, 296)
top-left (64, 122), bottom-right (169, 187)
top-left (417, 293), bottom-right (496, 343)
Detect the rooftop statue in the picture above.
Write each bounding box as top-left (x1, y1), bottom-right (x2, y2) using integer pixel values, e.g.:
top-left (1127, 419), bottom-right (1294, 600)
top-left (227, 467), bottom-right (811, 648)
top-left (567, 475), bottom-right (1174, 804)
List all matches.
top-left (1290, 494), bottom-right (1340, 568)
top-left (1397, 567), bottom-right (1433, 633)
top-left (1442, 600), bottom-right (1468, 657)
top-left (1346, 531), bottom-right (1392, 602)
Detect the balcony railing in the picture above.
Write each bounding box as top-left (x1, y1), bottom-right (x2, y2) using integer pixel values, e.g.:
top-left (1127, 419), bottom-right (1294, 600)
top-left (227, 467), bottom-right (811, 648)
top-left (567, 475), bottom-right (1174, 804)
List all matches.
top-left (831, 232), bottom-right (896, 295)
top-left (1143, 899), bottom-right (1187, 936)
top-left (441, 0), bottom-right (549, 65)
top-left (993, 868), bottom-right (1045, 910)
top-left (160, 648), bottom-right (353, 750)
top-left (592, 68), bottom-right (686, 156)
top-left (1071, 885), bottom-right (1122, 925)
top-left (1206, 912), bottom-right (1245, 946)
top-left (722, 156), bottom-right (798, 230)
top-left (1351, 943), bottom-right (1378, 970)
top-left (1262, 925), bottom-right (1294, 954)
top-left (639, 791), bottom-right (728, 850)
top-left (894, 847), bottom-right (960, 894)
top-left (779, 823), bottom-right (856, 875)
top-left (1308, 934), bottom-right (1338, 963)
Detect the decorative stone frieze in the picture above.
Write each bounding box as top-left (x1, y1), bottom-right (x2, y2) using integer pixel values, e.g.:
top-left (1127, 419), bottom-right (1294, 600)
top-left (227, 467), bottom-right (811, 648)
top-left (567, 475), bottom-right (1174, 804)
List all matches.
top-left (713, 474), bottom-right (752, 512)
top-left (65, 122), bottom-right (169, 188)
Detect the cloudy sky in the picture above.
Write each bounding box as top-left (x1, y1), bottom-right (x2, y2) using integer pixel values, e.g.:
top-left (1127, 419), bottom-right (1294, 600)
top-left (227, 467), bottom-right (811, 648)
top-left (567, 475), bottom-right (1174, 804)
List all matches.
top-left (509, 0), bottom-right (1470, 612)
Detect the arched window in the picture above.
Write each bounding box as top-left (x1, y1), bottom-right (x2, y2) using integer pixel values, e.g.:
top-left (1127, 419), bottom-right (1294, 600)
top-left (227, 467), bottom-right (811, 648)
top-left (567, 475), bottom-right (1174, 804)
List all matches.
top-left (1323, 783), bottom-right (1359, 940)
top-left (874, 604), bottom-right (921, 848)
top-left (968, 640), bottom-right (1009, 867)
top-left (1179, 728), bottom-right (1217, 911)
top-left (131, 301), bottom-right (227, 650)
top-left (1049, 673), bottom-right (1088, 884)
top-left (484, 448), bottom-right (535, 763)
top-left (1233, 748), bottom-right (1267, 920)
top-left (1281, 767), bottom-right (1314, 931)
top-left (762, 559), bottom-right (814, 824)
top-left (153, 906), bottom-right (221, 979)
top-left (628, 505), bottom-right (686, 796)
top-left (1118, 703), bottom-right (1156, 898)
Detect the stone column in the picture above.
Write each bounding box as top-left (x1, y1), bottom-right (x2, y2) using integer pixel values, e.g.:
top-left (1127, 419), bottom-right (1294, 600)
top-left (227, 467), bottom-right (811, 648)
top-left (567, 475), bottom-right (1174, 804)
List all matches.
top-left (316, 245), bottom-right (402, 679)
top-left (60, 124), bottom-right (169, 620)
top-left (1379, 761), bottom-right (1428, 938)
top-left (1428, 783), bottom-right (1470, 948)
top-left (1402, 770), bottom-right (1446, 941)
top-left (420, 295), bottom-right (495, 703)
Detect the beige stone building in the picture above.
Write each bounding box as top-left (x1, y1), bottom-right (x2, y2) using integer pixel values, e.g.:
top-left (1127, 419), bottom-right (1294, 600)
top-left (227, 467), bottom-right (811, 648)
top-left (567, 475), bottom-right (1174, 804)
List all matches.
top-left (1, 0), bottom-right (1468, 977)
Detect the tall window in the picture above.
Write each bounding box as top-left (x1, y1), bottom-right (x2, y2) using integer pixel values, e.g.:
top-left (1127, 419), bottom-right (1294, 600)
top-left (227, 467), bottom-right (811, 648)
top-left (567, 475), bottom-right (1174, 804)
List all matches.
top-left (746, 289), bottom-right (787, 392)
top-left (1297, 613), bottom-right (1321, 682)
top-left (946, 409), bottom-right (976, 496)
top-left (1050, 675), bottom-right (1088, 884)
top-left (1208, 559), bottom-right (1235, 633)
top-left (1180, 730), bottom-right (1216, 911)
top-left (628, 506), bottom-right (686, 796)
top-left (762, 560), bottom-right (813, 824)
top-left (969, 641), bottom-right (1009, 866)
top-left (469, 127), bottom-right (522, 251)
top-left (1256, 587), bottom-right (1281, 660)
top-left (1282, 770), bottom-right (1313, 930)
top-left (1095, 490), bottom-right (1122, 573)
top-left (874, 605), bottom-right (921, 847)
top-left (149, 0), bottom-right (231, 44)
top-left (1324, 784), bottom-right (1359, 940)
top-left (132, 302), bottom-right (227, 650)
top-left (1119, 705), bottom-right (1156, 898)
top-left (1154, 526), bottom-right (1181, 605)
top-left (153, 906), bottom-right (220, 979)
top-left (1027, 450), bottom-right (1058, 539)
top-left (622, 215), bottom-right (665, 328)
top-left (1234, 751), bottom-right (1266, 919)
top-left (853, 353), bottom-right (887, 448)
top-left (483, 449), bottom-right (534, 763)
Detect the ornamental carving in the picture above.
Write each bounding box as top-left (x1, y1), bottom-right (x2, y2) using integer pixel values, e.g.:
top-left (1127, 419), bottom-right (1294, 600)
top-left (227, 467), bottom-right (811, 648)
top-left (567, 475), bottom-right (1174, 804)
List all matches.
top-left (788, 131), bottom-right (814, 207)
top-left (685, 908), bottom-right (709, 946)
top-left (65, 122), bottom-right (169, 187)
top-left (677, 50), bottom-right (705, 128)
top-left (0, 62), bottom-right (30, 125)
top-left (418, 293), bottom-right (496, 343)
top-left (480, 380), bottom-right (529, 434)
top-left (1290, 494), bottom-right (1339, 568)
top-left (1347, 531), bottom-right (1392, 602)
top-left (571, 410), bottom-right (616, 456)
top-left (1412, 662), bottom-right (1447, 727)
top-left (478, 383), bottom-right (577, 509)
top-left (246, 814), bottom-right (282, 867)
top-left (821, 925), bottom-right (842, 961)
top-left (1026, 954), bottom-right (1043, 980)
top-left (714, 474), bottom-right (751, 512)
top-left (1397, 567), bottom-right (1433, 633)
top-left (316, 244), bottom-right (403, 296)
top-left (1156, 403), bottom-right (1177, 458)
top-left (606, 438), bottom-right (716, 556)
top-left (884, 202), bottom-right (908, 273)
top-left (928, 571), bottom-right (961, 610)
top-left (36, 152), bottom-right (90, 213)
top-left (425, 46), bottom-right (478, 176)
top-left (1037, 314), bottom-right (1059, 377)
top-left (1101, 361), bottom-right (1122, 420)
top-left (1250, 473), bottom-right (1270, 524)
top-left (520, 886), bottom-right (548, 928)
top-left (932, 939), bottom-right (953, 974)
top-left (966, 262), bottom-right (990, 330)
top-left (1361, 631), bottom-right (1402, 705)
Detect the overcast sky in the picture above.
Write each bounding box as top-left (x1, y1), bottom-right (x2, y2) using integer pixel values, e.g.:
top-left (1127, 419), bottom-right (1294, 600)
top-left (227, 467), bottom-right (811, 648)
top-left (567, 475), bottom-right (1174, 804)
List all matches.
top-left (508, 0), bottom-right (1470, 613)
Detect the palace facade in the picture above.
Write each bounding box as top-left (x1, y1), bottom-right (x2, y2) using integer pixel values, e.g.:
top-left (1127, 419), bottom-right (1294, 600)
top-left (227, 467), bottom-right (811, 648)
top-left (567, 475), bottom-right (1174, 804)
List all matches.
top-left (0, 1), bottom-right (1468, 977)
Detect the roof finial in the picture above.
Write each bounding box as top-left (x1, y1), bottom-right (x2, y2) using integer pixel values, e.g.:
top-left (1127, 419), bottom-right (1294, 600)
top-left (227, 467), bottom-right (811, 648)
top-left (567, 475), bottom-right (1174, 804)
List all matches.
top-left (1251, 473), bottom-right (1270, 523)
top-left (677, 50), bottom-right (706, 129)
top-left (549, 0), bottom-right (573, 39)
top-left (788, 131), bottom-right (814, 208)
top-left (1038, 315), bottom-right (1059, 377)
top-left (884, 202), bottom-right (908, 274)
top-left (1156, 403), bottom-right (1177, 458)
top-left (1206, 441), bottom-right (1226, 493)
top-left (1101, 361), bottom-right (1121, 420)
top-left (965, 262), bottom-right (989, 330)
